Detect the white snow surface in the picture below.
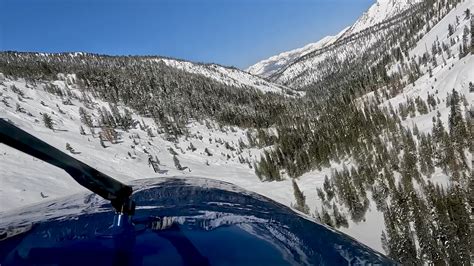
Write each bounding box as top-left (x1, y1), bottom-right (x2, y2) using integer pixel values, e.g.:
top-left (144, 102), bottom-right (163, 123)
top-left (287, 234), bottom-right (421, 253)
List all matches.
top-left (342, 0), bottom-right (422, 37)
top-left (245, 33), bottom-right (344, 78)
top-left (408, 0), bottom-right (473, 60)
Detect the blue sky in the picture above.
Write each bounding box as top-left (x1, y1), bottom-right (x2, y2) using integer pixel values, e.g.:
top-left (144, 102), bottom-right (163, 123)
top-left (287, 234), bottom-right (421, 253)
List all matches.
top-left (1, 0), bottom-right (374, 69)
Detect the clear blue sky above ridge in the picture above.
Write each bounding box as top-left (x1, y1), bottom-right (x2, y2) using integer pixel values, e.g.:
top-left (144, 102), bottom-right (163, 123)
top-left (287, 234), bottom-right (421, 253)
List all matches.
top-left (1, 0), bottom-right (374, 69)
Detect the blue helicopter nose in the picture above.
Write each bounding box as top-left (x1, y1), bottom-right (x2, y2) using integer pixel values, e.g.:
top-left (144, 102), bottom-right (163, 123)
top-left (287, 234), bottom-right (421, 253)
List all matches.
top-left (0, 177), bottom-right (396, 265)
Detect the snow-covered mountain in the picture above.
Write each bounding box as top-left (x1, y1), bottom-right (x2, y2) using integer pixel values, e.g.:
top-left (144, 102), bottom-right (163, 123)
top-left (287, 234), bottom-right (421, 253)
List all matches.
top-left (341, 0), bottom-right (422, 37)
top-left (245, 33), bottom-right (345, 78)
top-left (247, 0), bottom-right (422, 80)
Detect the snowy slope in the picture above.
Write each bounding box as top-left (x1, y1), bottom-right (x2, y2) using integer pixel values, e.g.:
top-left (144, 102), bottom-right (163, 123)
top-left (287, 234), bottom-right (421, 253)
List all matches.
top-left (247, 0), bottom-right (421, 79)
top-left (0, 74), bottom-right (388, 253)
top-left (153, 58), bottom-right (293, 94)
top-left (408, 0), bottom-right (472, 59)
top-left (342, 0), bottom-right (422, 37)
top-left (389, 55), bottom-right (474, 175)
top-left (245, 33), bottom-right (345, 78)
top-left (259, 0), bottom-right (471, 253)
top-left (0, 75), bottom-right (309, 216)
top-left (386, 0), bottom-right (473, 128)
top-left (346, 0), bottom-right (474, 253)
top-left (0, 77), bottom-right (260, 212)
top-left (355, 53), bottom-right (474, 253)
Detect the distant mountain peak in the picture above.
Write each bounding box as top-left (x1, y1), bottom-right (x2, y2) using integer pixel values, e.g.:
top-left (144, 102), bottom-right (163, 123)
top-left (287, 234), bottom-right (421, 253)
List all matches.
top-left (248, 0), bottom-right (421, 78)
top-left (246, 29), bottom-right (348, 78)
top-left (342, 0), bottom-right (421, 37)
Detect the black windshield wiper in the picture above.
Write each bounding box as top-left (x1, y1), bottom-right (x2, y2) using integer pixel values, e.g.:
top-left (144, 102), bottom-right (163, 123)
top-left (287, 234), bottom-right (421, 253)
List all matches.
top-left (0, 118), bottom-right (135, 215)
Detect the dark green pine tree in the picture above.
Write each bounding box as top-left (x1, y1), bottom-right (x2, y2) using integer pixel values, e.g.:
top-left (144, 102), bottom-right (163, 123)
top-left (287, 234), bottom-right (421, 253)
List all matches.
top-left (428, 184), bottom-right (461, 264)
top-left (332, 202), bottom-right (348, 228)
top-left (389, 183), bottom-right (419, 264)
top-left (445, 186), bottom-right (471, 264)
top-left (400, 129), bottom-right (420, 183)
top-left (471, 15), bottom-right (474, 54)
top-left (448, 89), bottom-right (468, 171)
top-left (410, 190), bottom-right (442, 264)
top-left (257, 150), bottom-right (281, 181)
top-left (320, 205), bottom-right (334, 227)
top-left (42, 113), bottom-right (53, 130)
top-left (292, 179), bottom-right (310, 214)
top-left (432, 115), bottom-right (449, 172)
top-left (418, 133), bottom-right (435, 177)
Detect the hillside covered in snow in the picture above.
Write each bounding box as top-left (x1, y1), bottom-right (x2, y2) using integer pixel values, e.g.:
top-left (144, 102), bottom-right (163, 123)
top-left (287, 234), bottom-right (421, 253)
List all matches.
top-left (245, 33), bottom-right (345, 78)
top-left (247, 0), bottom-right (421, 79)
top-left (342, 0), bottom-right (422, 37)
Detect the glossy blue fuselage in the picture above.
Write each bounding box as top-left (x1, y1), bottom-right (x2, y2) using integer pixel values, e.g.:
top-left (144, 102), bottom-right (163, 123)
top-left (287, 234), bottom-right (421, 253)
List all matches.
top-left (0, 177), bottom-right (396, 265)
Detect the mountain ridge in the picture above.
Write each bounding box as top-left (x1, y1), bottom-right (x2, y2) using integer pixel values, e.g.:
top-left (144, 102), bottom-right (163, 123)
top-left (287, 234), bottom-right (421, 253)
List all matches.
top-left (247, 0), bottom-right (422, 79)
top-left (2, 51), bottom-right (293, 95)
top-left (245, 30), bottom-right (347, 78)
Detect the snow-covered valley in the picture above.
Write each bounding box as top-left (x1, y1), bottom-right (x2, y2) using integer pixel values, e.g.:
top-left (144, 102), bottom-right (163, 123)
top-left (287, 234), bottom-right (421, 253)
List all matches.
top-left (0, 0), bottom-right (473, 263)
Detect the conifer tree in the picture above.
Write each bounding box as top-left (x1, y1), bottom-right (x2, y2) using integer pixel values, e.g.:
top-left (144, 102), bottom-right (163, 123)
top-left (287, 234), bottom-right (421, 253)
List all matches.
top-left (79, 107), bottom-right (93, 128)
top-left (292, 179), bottom-right (310, 214)
top-left (42, 113), bottom-right (53, 130)
top-left (448, 89), bottom-right (468, 171)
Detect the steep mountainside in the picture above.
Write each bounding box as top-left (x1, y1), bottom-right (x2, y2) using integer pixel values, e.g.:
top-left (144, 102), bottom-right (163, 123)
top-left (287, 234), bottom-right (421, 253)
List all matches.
top-left (247, 0), bottom-right (421, 79)
top-left (246, 33), bottom-right (345, 78)
top-left (341, 0), bottom-right (422, 37)
top-left (246, 0), bottom-right (473, 262)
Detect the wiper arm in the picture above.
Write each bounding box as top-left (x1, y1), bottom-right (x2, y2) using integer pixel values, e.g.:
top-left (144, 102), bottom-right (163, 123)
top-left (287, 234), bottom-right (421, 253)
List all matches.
top-left (0, 118), bottom-right (135, 215)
